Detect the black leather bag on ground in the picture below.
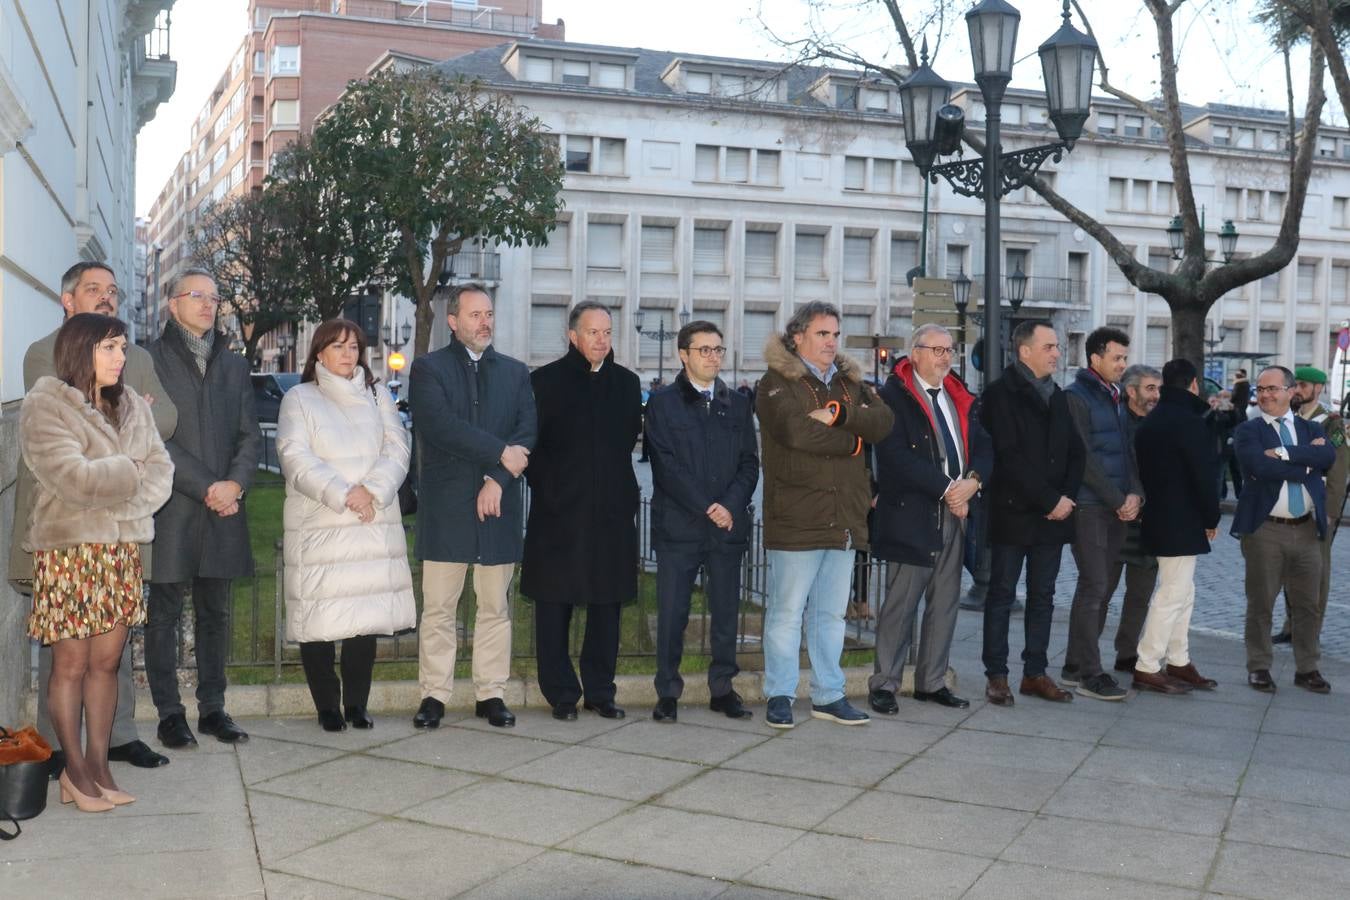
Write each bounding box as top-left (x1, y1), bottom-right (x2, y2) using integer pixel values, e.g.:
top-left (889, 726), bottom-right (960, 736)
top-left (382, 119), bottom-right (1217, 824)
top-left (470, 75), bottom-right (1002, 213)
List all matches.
top-left (1, 726), bottom-right (54, 836)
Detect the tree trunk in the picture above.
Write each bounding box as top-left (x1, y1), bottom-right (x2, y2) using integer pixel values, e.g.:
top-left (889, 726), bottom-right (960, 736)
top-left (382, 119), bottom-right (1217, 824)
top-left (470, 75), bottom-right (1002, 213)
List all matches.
top-left (413, 281), bottom-right (436, 359)
top-left (1170, 302), bottom-right (1208, 375)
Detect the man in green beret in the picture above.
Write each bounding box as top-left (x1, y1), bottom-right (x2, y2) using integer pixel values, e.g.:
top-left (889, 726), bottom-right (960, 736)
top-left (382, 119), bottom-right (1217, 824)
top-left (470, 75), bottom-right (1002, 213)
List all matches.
top-left (1273, 366), bottom-right (1347, 644)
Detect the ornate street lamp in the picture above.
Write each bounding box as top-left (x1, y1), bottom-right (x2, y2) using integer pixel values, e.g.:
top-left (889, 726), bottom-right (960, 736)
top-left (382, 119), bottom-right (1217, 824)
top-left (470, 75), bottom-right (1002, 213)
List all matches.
top-left (634, 307), bottom-right (690, 385)
top-left (1008, 263), bottom-right (1028, 313)
top-left (1166, 213), bottom-right (1239, 264)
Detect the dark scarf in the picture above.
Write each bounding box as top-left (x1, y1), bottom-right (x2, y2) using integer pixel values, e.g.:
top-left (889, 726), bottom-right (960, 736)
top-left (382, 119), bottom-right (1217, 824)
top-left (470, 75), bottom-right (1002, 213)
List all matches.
top-left (171, 318), bottom-right (215, 375)
top-left (1016, 361), bottom-right (1055, 405)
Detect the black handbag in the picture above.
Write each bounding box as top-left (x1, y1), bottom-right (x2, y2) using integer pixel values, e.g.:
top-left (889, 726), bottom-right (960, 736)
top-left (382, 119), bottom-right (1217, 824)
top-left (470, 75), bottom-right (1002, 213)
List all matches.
top-left (0, 726), bottom-right (53, 836)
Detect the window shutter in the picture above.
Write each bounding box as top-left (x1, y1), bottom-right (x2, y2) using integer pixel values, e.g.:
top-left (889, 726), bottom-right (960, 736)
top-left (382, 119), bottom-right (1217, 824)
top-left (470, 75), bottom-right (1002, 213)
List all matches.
top-left (598, 138), bottom-right (625, 174)
top-left (1298, 262), bottom-right (1317, 301)
top-left (755, 150), bottom-right (780, 185)
top-left (693, 228), bottom-right (725, 274)
top-left (596, 63), bottom-right (625, 88)
top-left (890, 238), bottom-right (918, 283)
top-left (795, 233), bottom-right (826, 279)
top-left (587, 223), bottom-right (623, 269)
top-left (530, 304), bottom-right (567, 356)
top-left (523, 57), bottom-right (553, 82)
top-left (844, 157), bottom-right (866, 190)
top-left (640, 226), bottom-right (675, 273)
top-left (743, 311), bottom-right (777, 362)
top-left (1295, 330), bottom-right (1316, 365)
top-left (871, 159), bottom-right (894, 192)
top-left (843, 236), bottom-right (873, 281)
top-left (1145, 325), bottom-right (1168, 366)
top-left (842, 314), bottom-right (871, 337)
top-left (744, 231), bottom-right (777, 276)
top-left (534, 222), bottom-right (569, 268)
top-left (695, 145), bottom-right (718, 181)
top-left (1259, 328), bottom-right (1280, 355)
top-left (724, 148), bottom-right (750, 182)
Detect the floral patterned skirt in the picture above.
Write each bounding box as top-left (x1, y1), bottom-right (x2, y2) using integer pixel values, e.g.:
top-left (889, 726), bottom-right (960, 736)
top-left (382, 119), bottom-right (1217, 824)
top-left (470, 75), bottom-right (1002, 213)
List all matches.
top-left (29, 542), bottom-right (144, 644)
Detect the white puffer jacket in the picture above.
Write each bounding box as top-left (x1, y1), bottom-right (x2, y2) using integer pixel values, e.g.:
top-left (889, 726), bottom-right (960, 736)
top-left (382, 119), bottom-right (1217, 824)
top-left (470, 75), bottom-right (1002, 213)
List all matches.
top-left (277, 363), bottom-right (416, 643)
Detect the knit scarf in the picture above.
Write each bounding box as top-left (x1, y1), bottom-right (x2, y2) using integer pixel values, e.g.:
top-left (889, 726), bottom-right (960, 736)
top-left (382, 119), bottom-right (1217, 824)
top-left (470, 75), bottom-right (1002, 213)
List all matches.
top-left (1016, 361), bottom-right (1055, 406)
top-left (172, 319), bottom-right (215, 376)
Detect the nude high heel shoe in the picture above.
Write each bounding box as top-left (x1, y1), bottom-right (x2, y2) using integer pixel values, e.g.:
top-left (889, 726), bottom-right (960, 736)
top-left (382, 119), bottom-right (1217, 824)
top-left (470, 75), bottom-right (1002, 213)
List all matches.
top-left (95, 782), bottom-right (136, 805)
top-left (59, 771), bottom-right (115, 812)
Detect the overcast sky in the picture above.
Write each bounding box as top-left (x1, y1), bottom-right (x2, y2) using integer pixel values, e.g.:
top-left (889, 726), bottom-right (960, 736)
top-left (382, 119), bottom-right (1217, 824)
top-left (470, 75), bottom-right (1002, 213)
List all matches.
top-left (135, 0), bottom-right (1322, 215)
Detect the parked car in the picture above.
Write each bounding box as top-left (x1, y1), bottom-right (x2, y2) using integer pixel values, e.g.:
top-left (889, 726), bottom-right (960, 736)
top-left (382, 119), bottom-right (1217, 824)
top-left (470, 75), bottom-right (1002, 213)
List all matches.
top-left (251, 372), bottom-right (300, 425)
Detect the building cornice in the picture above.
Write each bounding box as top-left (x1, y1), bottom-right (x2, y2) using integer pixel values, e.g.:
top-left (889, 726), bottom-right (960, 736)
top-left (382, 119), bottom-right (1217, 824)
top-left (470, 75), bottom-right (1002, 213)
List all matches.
top-left (0, 58), bottom-right (34, 153)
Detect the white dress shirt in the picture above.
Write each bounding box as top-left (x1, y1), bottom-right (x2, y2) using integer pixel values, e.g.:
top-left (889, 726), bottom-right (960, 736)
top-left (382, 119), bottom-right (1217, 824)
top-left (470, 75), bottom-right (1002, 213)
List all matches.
top-left (914, 372), bottom-right (964, 481)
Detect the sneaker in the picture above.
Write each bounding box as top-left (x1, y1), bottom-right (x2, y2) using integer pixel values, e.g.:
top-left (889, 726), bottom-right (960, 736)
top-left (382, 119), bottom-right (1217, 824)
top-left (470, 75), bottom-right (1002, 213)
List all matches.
top-left (810, 698), bottom-right (871, 726)
top-left (1076, 672), bottom-right (1128, 702)
top-left (1059, 666), bottom-right (1080, 687)
top-left (766, 695), bottom-right (794, 730)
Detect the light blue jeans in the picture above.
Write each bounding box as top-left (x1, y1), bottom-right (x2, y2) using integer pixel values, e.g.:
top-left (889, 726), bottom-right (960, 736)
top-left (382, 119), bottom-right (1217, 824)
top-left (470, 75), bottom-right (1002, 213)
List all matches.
top-left (763, 548), bottom-right (854, 704)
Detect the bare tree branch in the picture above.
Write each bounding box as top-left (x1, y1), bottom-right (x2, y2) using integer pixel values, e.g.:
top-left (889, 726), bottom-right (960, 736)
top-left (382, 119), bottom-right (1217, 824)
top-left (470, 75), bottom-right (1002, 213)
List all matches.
top-left (1072, 0), bottom-right (1169, 128)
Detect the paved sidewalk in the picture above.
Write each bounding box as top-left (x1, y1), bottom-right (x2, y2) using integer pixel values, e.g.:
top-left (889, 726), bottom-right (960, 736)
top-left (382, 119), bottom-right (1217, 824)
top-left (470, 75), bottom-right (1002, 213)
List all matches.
top-left (6, 614), bottom-right (1350, 899)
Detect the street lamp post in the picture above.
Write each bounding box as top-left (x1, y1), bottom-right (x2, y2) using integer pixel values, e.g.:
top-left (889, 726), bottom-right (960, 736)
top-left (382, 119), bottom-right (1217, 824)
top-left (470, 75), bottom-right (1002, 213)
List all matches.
top-left (899, 0), bottom-right (1097, 380)
top-left (277, 330), bottom-right (296, 372)
top-left (634, 308), bottom-right (690, 385)
top-left (382, 316), bottom-right (413, 395)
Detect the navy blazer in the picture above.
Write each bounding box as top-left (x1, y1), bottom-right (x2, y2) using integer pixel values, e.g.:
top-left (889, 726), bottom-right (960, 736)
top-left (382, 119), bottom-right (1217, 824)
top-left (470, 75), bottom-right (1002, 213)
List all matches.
top-left (1231, 413), bottom-right (1335, 538)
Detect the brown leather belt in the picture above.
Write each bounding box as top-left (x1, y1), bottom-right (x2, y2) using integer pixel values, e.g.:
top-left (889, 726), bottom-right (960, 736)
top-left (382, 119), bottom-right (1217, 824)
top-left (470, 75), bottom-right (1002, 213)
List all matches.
top-left (1267, 513), bottom-right (1312, 525)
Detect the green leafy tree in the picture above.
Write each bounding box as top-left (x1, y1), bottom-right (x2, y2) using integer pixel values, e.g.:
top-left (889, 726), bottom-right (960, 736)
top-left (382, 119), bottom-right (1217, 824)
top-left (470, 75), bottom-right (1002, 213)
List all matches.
top-left (315, 68), bottom-right (564, 356)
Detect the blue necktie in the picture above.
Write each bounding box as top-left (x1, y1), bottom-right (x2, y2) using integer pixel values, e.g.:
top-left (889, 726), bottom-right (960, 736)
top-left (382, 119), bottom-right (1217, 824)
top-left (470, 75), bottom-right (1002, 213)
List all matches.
top-left (1276, 418), bottom-right (1306, 516)
top-left (928, 389), bottom-right (962, 481)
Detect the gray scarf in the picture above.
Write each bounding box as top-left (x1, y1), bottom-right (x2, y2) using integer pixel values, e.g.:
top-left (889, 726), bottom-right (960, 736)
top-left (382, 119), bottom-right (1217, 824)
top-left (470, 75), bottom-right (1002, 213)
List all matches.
top-left (172, 319), bottom-right (215, 376)
top-left (1016, 361), bottom-right (1055, 405)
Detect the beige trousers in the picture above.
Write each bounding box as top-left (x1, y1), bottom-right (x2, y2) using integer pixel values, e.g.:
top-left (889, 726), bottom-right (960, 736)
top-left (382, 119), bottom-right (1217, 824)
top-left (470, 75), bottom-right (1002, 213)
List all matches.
top-left (418, 561), bottom-right (513, 703)
top-left (1135, 555), bottom-right (1196, 674)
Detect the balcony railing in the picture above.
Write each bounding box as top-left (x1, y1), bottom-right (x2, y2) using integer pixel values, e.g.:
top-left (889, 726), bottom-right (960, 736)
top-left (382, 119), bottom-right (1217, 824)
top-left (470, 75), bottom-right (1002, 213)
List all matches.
top-left (325, 0), bottom-right (536, 35)
top-left (970, 275), bottom-right (1088, 306)
top-left (443, 249), bottom-right (501, 283)
top-left (144, 9), bottom-right (171, 59)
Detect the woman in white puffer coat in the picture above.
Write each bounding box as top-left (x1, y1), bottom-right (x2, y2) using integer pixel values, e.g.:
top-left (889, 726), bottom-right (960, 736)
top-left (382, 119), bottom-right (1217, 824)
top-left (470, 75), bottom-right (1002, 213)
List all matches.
top-left (277, 319), bottom-right (416, 732)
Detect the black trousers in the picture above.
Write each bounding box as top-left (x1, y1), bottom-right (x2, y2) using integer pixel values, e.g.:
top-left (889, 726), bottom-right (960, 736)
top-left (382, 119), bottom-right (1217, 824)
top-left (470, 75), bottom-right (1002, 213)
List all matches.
top-left (654, 549), bottom-right (742, 700)
top-left (145, 578), bottom-right (232, 719)
top-left (534, 602), bottom-right (621, 707)
top-left (299, 635), bottom-right (377, 712)
top-left (983, 543), bottom-right (1064, 679)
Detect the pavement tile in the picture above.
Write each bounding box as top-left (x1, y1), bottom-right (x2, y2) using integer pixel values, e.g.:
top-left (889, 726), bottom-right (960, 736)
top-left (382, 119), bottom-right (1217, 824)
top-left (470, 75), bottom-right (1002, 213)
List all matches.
top-left (274, 819), bottom-right (542, 898)
top-left (661, 703), bottom-right (775, 735)
top-left (234, 735), bottom-right (348, 786)
top-left (251, 753), bottom-right (479, 814)
top-left (876, 757), bottom-right (1067, 812)
top-left (741, 831), bottom-right (989, 899)
top-left (239, 714), bottom-right (430, 750)
top-left (561, 806), bottom-right (803, 881)
top-left (962, 860), bottom-right (1198, 900)
top-left (1043, 775), bottom-right (1234, 836)
top-left (655, 768), bottom-right (862, 830)
top-left (1001, 816), bottom-right (1218, 889)
top-left (923, 728), bottom-right (1094, 775)
top-left (261, 871), bottom-right (396, 899)
top-left (245, 791), bottom-right (380, 865)
top-left (817, 790), bottom-right (1032, 858)
top-left (458, 850), bottom-right (728, 900)
top-left (1260, 707), bottom-right (1350, 741)
top-left (1209, 841), bottom-right (1350, 900)
top-left (715, 888), bottom-right (813, 900)
top-left (1238, 762), bottom-right (1350, 811)
top-left (585, 718), bottom-right (770, 765)
top-left (777, 714), bottom-right (950, 755)
top-left (959, 702), bottom-right (1120, 742)
top-left (1118, 691), bottom-right (1269, 729)
top-left (1075, 744), bottom-right (1247, 795)
top-left (1251, 732), bottom-right (1350, 775)
top-left (0, 848), bottom-right (264, 898)
top-left (1265, 683), bottom-right (1350, 714)
top-left (500, 743), bottom-right (703, 801)
top-left (720, 733), bottom-right (908, 787)
top-left (97, 750), bottom-right (249, 816)
top-left (1099, 717), bottom-right (1258, 762)
top-left (366, 726), bottom-right (565, 774)
top-left (454, 706), bottom-right (632, 743)
top-left (398, 779), bottom-right (632, 845)
top-left (1226, 796), bottom-right (1350, 858)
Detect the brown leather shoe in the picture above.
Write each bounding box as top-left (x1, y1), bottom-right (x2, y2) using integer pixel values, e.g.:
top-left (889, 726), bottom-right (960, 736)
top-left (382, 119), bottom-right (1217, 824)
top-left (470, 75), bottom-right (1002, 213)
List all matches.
top-left (1166, 663), bottom-right (1217, 690)
top-left (1134, 668), bottom-right (1191, 695)
top-left (1294, 670), bottom-right (1332, 694)
top-left (985, 677), bottom-right (1015, 707)
top-left (1248, 669), bottom-right (1276, 693)
top-left (1019, 674), bottom-right (1073, 702)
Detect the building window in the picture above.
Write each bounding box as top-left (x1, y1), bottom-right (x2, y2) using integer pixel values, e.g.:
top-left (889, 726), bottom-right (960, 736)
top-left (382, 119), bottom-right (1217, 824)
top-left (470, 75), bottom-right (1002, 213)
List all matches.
top-left (1212, 125), bottom-right (1231, 146)
top-left (1131, 180), bottom-right (1149, 212)
top-left (640, 225), bottom-right (676, 273)
top-left (686, 71), bottom-right (712, 94)
top-left (1261, 130), bottom-right (1282, 151)
top-left (743, 310), bottom-right (777, 363)
top-left (1123, 115), bottom-right (1144, 137)
top-left (744, 230), bottom-right (778, 277)
top-left (1001, 103), bottom-right (1022, 125)
top-left (596, 63), bottom-right (626, 88)
top-left (587, 222), bottom-right (623, 269)
top-left (695, 145), bottom-right (718, 180)
top-left (1295, 330), bottom-right (1316, 365)
top-left (271, 46), bottom-right (300, 76)
top-left (843, 235), bottom-right (874, 282)
top-left (755, 150), bottom-right (780, 185)
top-left (271, 99), bottom-right (299, 127)
top-left (530, 302), bottom-right (567, 357)
top-left (562, 59), bottom-right (590, 85)
top-left (1334, 197), bottom-right (1348, 229)
top-left (1319, 137), bottom-right (1337, 157)
top-left (890, 237), bottom-right (919, 283)
top-left (1108, 177), bottom-right (1126, 209)
top-left (1259, 327), bottom-right (1281, 355)
top-left (1333, 263), bottom-right (1350, 303)
top-left (1097, 112), bottom-right (1117, 135)
top-left (844, 156), bottom-right (897, 193)
top-left (212, 145), bottom-right (228, 174)
top-left (1068, 251), bottom-right (1088, 303)
top-left (229, 160), bottom-right (246, 189)
top-left (724, 147), bottom-right (750, 183)
top-left (862, 88), bottom-right (889, 112)
top-left (253, 50), bottom-right (265, 74)
top-left (1261, 269), bottom-right (1281, 300)
top-left (535, 221), bottom-right (570, 268)
top-left (1298, 261), bottom-right (1318, 301)
top-left (523, 56), bottom-right (553, 82)
top-left (795, 231), bottom-right (827, 280)
top-left (693, 227), bottom-right (726, 274)
top-left (1225, 187), bottom-right (1242, 220)
top-left (945, 244), bottom-right (968, 277)
top-left (695, 145), bottom-right (779, 185)
top-left (565, 135), bottom-right (592, 172)
top-left (562, 136), bottom-right (626, 175)
top-left (1145, 325), bottom-right (1168, 366)
top-left (844, 156), bottom-right (866, 191)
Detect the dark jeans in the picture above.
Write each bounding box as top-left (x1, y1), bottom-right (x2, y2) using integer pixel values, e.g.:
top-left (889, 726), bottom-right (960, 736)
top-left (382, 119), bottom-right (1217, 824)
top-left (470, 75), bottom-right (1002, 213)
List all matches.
top-left (145, 578), bottom-right (232, 720)
top-left (1104, 554), bottom-right (1158, 663)
top-left (300, 635), bottom-right (377, 713)
top-left (654, 548), bottom-right (742, 700)
top-left (1065, 506), bottom-right (1127, 678)
top-left (534, 601), bottom-right (621, 707)
top-left (983, 543), bottom-right (1064, 680)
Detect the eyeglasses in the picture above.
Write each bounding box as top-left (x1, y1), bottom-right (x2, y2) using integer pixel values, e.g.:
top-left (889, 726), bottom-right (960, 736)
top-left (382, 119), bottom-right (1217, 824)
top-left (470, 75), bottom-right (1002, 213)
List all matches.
top-left (1254, 385), bottom-right (1288, 394)
top-left (687, 346), bottom-right (727, 359)
top-left (913, 344), bottom-right (955, 358)
top-left (173, 291), bottom-right (222, 305)
top-left (80, 285), bottom-right (122, 301)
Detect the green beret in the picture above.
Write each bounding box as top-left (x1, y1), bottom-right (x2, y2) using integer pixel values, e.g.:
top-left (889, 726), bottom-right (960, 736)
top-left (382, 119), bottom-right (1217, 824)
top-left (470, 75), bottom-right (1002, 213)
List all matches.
top-left (1294, 366), bottom-right (1328, 384)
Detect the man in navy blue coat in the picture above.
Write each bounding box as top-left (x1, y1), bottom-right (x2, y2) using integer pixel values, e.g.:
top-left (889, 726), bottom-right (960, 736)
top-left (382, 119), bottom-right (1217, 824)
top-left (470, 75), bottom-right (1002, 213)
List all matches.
top-left (644, 321), bottom-right (759, 723)
top-left (1232, 365), bottom-right (1335, 694)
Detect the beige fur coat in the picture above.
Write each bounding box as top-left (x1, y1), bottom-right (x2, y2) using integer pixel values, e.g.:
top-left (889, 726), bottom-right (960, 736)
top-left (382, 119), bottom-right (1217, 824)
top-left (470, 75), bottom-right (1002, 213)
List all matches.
top-left (19, 376), bottom-right (174, 551)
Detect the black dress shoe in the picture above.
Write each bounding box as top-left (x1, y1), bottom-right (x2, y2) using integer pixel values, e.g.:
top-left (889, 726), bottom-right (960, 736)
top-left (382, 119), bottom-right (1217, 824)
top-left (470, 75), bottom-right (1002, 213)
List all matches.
top-left (913, 687), bottom-right (971, 709)
top-left (1272, 629), bottom-right (1292, 645)
top-left (709, 691), bottom-right (752, 719)
top-left (1294, 670), bottom-right (1332, 694)
top-left (475, 698), bottom-right (516, 728)
top-left (868, 689), bottom-right (899, 715)
top-left (198, 711), bottom-right (249, 744)
top-left (157, 713), bottom-right (198, 749)
top-left (413, 697), bottom-right (444, 729)
top-left (1248, 669), bottom-right (1277, 693)
top-left (318, 709), bottom-right (348, 732)
top-left (108, 739), bottom-right (170, 768)
top-left (46, 750), bottom-right (66, 781)
top-left (652, 697), bottom-right (678, 722)
top-left (552, 703), bottom-right (578, 721)
top-left (344, 706), bottom-right (375, 729)
top-left (583, 700), bottom-right (625, 719)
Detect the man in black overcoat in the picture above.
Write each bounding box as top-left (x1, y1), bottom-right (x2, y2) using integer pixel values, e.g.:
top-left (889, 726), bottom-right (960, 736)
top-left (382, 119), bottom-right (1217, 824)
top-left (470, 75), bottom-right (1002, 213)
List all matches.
top-left (978, 320), bottom-right (1085, 707)
top-left (522, 302), bottom-right (643, 720)
top-left (146, 268), bottom-right (262, 748)
top-left (408, 284), bottom-right (536, 730)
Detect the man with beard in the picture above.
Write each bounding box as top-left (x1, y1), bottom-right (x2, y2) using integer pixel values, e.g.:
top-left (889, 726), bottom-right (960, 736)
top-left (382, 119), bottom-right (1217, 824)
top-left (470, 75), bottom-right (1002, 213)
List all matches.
top-left (408, 284), bottom-right (536, 729)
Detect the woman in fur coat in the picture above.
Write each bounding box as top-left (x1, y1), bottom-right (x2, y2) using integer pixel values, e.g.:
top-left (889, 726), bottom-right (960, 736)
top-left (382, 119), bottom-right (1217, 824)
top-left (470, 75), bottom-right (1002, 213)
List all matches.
top-left (276, 319), bottom-right (415, 732)
top-left (19, 313), bottom-right (173, 811)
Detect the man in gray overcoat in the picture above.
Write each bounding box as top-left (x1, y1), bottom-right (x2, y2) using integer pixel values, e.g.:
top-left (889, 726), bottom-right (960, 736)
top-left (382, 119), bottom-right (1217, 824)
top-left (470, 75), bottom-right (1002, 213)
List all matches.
top-left (145, 268), bottom-right (261, 748)
top-left (8, 261), bottom-right (177, 774)
top-left (408, 284), bottom-right (536, 729)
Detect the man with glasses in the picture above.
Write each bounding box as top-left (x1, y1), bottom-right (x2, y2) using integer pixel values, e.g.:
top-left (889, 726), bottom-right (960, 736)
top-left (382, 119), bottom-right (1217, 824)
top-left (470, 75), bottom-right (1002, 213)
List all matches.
top-left (146, 268), bottom-right (262, 747)
top-left (8, 261), bottom-right (178, 776)
top-left (1232, 366), bottom-right (1335, 694)
top-left (644, 321), bottom-right (759, 723)
top-left (869, 324), bottom-right (992, 714)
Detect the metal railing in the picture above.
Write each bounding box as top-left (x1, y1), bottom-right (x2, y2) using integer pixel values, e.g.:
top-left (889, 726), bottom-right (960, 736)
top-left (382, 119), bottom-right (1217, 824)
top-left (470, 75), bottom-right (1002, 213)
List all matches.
top-left (329, 0), bottom-right (536, 35)
top-left (144, 10), bottom-right (171, 60)
top-left (444, 249), bottom-right (502, 283)
top-left (969, 275), bottom-right (1088, 306)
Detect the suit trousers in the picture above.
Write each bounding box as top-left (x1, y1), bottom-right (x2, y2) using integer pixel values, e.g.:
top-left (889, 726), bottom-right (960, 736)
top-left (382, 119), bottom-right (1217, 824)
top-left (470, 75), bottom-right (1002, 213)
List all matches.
top-left (1242, 518), bottom-right (1322, 673)
top-left (1135, 555), bottom-right (1197, 673)
top-left (1103, 555), bottom-right (1158, 663)
top-left (983, 542), bottom-right (1063, 680)
top-left (145, 578), bottom-right (232, 719)
top-left (418, 561), bottom-right (514, 704)
top-left (1065, 505), bottom-right (1127, 678)
top-left (534, 601), bottom-right (621, 707)
top-left (653, 548), bottom-right (742, 701)
top-left (870, 513), bottom-right (964, 694)
top-left (37, 639), bottom-right (139, 748)
top-left (299, 635), bottom-right (376, 712)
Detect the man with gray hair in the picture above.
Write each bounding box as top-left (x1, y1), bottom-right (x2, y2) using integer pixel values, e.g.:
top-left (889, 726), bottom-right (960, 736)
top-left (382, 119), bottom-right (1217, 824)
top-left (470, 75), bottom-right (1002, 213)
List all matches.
top-left (756, 301), bottom-right (894, 728)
